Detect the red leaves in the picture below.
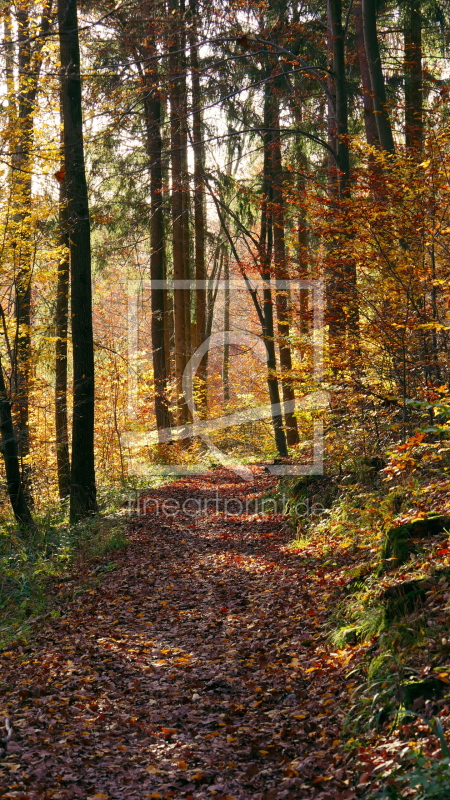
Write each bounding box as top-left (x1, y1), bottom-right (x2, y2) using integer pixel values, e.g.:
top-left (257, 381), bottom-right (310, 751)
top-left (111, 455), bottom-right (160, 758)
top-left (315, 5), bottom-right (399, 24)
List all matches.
top-left (54, 167), bottom-right (66, 183)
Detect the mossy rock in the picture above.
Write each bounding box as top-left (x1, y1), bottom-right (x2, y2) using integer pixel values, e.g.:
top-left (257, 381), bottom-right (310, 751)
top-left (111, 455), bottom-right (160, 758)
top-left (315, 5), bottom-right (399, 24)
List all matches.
top-left (400, 677), bottom-right (447, 709)
top-left (380, 514), bottom-right (450, 570)
top-left (379, 578), bottom-right (430, 622)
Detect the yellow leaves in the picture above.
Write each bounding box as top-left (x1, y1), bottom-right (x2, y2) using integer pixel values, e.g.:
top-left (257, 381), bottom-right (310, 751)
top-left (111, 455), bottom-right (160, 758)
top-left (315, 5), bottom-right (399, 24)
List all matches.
top-left (418, 159), bottom-right (431, 168)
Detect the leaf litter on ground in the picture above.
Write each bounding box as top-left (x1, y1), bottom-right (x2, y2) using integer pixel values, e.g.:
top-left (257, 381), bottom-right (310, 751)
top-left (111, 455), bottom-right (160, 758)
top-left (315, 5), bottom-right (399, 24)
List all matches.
top-left (0, 467), bottom-right (364, 800)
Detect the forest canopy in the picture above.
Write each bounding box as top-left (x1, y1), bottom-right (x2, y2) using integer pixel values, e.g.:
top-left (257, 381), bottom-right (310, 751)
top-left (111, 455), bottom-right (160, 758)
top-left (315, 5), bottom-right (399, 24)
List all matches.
top-left (0, 0), bottom-right (448, 517)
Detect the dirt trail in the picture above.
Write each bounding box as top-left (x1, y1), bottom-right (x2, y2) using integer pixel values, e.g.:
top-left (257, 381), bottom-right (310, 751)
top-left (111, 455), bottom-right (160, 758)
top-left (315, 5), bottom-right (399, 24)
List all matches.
top-left (0, 468), bottom-right (359, 800)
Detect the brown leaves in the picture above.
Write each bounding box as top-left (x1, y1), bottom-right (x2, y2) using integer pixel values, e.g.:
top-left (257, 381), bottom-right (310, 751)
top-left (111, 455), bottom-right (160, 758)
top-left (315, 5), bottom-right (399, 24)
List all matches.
top-left (0, 468), bottom-right (358, 798)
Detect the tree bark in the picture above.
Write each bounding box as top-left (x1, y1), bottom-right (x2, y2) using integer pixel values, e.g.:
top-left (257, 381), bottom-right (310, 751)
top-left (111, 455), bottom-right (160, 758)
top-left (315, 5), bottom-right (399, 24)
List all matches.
top-left (362, 0), bottom-right (396, 154)
top-left (0, 357), bottom-right (34, 529)
top-left (327, 0), bottom-right (359, 352)
top-left (189, 0), bottom-right (207, 416)
top-left (269, 92), bottom-right (299, 446)
top-left (142, 40), bottom-right (172, 435)
top-left (59, 0), bottom-right (97, 521)
top-left (261, 112), bottom-right (288, 458)
top-left (404, 0), bottom-right (422, 152)
top-left (169, 0), bottom-right (189, 425)
top-left (12, 3), bottom-right (34, 505)
top-left (55, 165), bottom-right (71, 499)
top-left (179, 1), bottom-right (191, 366)
top-left (353, 0), bottom-right (379, 148)
top-left (222, 251), bottom-right (230, 406)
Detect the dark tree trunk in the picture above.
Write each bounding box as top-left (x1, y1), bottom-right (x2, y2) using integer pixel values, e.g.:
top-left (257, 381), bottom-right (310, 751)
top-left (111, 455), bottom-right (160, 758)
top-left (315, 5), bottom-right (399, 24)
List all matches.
top-left (353, 0), bottom-right (379, 148)
top-left (12, 3), bottom-right (34, 505)
top-left (169, 0), bottom-right (189, 425)
top-left (326, 5), bottom-right (339, 200)
top-left (222, 252), bottom-right (230, 406)
top-left (142, 41), bottom-right (172, 435)
top-left (328, 0), bottom-right (350, 196)
top-left (55, 165), bottom-right (70, 499)
top-left (189, 0), bottom-right (207, 417)
top-left (404, 0), bottom-right (422, 152)
top-left (0, 358), bottom-right (34, 529)
top-left (291, 103), bottom-right (309, 335)
top-left (362, 0), bottom-right (396, 154)
top-left (179, 2), bottom-right (191, 366)
top-left (269, 93), bottom-right (299, 447)
top-left (327, 0), bottom-right (359, 351)
top-left (58, 0), bottom-right (97, 521)
top-left (261, 109), bottom-right (288, 459)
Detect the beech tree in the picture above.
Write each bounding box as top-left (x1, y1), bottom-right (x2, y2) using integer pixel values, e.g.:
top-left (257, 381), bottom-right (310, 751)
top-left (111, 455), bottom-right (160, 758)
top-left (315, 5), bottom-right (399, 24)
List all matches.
top-left (58, 0), bottom-right (96, 520)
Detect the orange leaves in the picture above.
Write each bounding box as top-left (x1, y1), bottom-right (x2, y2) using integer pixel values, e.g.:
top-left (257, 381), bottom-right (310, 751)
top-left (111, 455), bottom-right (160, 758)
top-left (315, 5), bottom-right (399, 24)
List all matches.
top-left (54, 167), bottom-right (65, 183)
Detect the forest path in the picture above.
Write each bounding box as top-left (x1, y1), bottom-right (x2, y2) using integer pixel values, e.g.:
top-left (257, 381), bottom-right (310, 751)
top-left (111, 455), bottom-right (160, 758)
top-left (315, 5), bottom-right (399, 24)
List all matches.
top-left (0, 468), bottom-right (359, 800)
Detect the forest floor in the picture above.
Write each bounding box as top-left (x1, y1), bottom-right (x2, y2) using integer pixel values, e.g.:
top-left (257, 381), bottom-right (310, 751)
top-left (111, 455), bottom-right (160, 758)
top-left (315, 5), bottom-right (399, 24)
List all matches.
top-left (0, 466), bottom-right (367, 800)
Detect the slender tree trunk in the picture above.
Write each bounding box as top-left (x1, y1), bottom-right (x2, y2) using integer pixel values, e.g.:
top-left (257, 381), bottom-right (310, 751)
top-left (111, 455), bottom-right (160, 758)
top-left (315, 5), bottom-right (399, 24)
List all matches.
top-left (362, 0), bottom-right (396, 154)
top-left (327, 0), bottom-right (359, 351)
top-left (55, 163), bottom-right (70, 499)
top-left (59, 0), bottom-right (97, 521)
top-left (404, 0), bottom-right (422, 152)
top-left (142, 43), bottom-right (171, 434)
top-left (326, 6), bottom-right (339, 200)
top-left (354, 0), bottom-right (379, 148)
top-left (189, 0), bottom-right (207, 417)
top-left (222, 251), bottom-right (230, 406)
top-left (292, 103), bottom-right (309, 334)
top-left (261, 113), bottom-right (288, 459)
top-left (12, 3), bottom-right (34, 505)
top-left (0, 357), bottom-right (34, 529)
top-left (270, 93), bottom-right (299, 446)
top-left (179, 0), bottom-right (191, 370)
top-left (169, 0), bottom-right (189, 425)
top-left (328, 0), bottom-right (350, 195)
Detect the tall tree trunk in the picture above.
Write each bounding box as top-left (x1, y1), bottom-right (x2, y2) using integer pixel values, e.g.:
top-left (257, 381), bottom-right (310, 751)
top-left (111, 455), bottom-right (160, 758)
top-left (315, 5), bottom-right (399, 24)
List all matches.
top-left (142, 41), bottom-right (172, 435)
top-left (55, 162), bottom-right (70, 499)
top-left (189, 0), bottom-right (207, 417)
top-left (12, 2), bottom-right (34, 505)
top-left (353, 0), bottom-right (379, 148)
top-left (222, 251), bottom-right (230, 406)
top-left (169, 0), bottom-right (189, 425)
top-left (326, 5), bottom-right (339, 200)
top-left (328, 0), bottom-right (350, 196)
top-left (362, 0), bottom-right (396, 154)
top-left (261, 112), bottom-right (288, 459)
top-left (59, 0), bottom-right (97, 521)
top-left (269, 92), bottom-right (299, 447)
top-left (404, 0), bottom-right (422, 152)
top-left (179, 3), bottom-right (192, 368)
top-left (0, 357), bottom-right (34, 529)
top-left (291, 102), bottom-right (309, 334)
top-left (327, 0), bottom-right (359, 351)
